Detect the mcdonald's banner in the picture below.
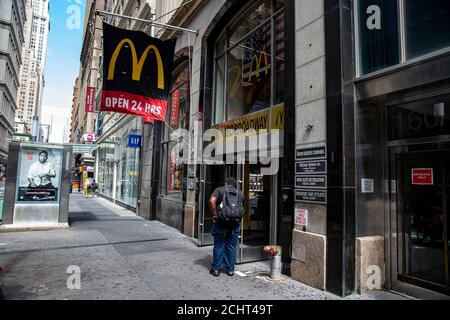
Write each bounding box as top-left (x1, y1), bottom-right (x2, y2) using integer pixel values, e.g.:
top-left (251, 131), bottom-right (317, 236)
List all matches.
top-left (101, 23), bottom-right (176, 121)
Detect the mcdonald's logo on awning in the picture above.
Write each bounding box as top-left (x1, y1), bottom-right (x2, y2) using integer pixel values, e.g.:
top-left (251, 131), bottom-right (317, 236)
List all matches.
top-left (101, 23), bottom-right (176, 122)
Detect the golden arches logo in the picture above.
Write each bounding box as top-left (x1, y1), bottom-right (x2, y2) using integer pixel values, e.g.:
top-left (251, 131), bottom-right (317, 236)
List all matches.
top-left (248, 49), bottom-right (270, 82)
top-left (108, 38), bottom-right (165, 90)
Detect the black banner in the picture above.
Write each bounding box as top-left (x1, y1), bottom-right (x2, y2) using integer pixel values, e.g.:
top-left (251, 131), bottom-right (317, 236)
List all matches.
top-left (101, 22), bottom-right (176, 121)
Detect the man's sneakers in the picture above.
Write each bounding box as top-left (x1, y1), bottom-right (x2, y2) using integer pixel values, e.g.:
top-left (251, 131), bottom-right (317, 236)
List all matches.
top-left (210, 269), bottom-right (220, 277)
top-left (210, 269), bottom-right (235, 277)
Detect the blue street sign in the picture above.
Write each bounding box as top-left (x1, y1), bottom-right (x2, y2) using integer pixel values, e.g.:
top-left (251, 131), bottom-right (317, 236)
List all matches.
top-left (128, 134), bottom-right (142, 148)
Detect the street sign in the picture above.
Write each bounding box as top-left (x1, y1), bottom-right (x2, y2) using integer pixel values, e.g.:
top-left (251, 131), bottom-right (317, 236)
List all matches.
top-left (128, 134), bottom-right (142, 148)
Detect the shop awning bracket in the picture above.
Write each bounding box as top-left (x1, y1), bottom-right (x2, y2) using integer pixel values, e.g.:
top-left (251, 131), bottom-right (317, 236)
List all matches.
top-left (96, 10), bottom-right (199, 36)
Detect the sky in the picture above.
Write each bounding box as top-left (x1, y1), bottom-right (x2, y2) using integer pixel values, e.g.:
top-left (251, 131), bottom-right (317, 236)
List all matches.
top-left (41, 0), bottom-right (85, 143)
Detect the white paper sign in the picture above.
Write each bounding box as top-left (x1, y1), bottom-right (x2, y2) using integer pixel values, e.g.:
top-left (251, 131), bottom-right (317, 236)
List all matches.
top-left (362, 179), bottom-right (374, 193)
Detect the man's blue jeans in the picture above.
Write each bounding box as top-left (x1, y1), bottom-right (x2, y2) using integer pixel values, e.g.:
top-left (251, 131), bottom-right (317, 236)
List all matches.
top-left (211, 222), bottom-right (240, 272)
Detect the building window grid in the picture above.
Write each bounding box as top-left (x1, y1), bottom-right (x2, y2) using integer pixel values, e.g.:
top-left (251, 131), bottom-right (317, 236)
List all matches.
top-left (355, 0), bottom-right (450, 77)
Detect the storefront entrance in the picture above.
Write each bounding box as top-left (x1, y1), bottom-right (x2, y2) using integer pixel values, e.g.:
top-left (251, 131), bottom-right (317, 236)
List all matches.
top-left (198, 163), bottom-right (278, 263)
top-left (391, 145), bottom-right (450, 297)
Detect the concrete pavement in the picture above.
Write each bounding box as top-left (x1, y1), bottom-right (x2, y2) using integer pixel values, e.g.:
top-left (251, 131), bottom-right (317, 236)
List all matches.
top-left (0, 193), bottom-right (408, 300)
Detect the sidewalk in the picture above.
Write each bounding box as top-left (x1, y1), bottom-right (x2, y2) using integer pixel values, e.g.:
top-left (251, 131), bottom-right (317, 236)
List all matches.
top-left (0, 193), bottom-right (408, 300)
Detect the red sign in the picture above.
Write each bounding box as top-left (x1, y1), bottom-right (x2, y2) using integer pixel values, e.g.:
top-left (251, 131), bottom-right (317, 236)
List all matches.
top-left (170, 89), bottom-right (179, 126)
top-left (101, 91), bottom-right (168, 122)
top-left (85, 87), bottom-right (96, 113)
top-left (412, 169), bottom-right (434, 185)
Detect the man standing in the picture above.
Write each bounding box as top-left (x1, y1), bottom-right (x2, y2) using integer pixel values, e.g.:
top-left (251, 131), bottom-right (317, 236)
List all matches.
top-left (27, 151), bottom-right (56, 188)
top-left (209, 177), bottom-right (245, 277)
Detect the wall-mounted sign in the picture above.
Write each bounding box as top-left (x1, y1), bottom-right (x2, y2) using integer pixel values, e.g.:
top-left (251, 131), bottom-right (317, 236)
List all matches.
top-left (296, 160), bottom-right (327, 174)
top-left (412, 168), bottom-right (434, 185)
top-left (295, 189), bottom-right (327, 204)
top-left (361, 178), bottom-right (375, 193)
top-left (296, 175), bottom-right (327, 189)
top-left (170, 89), bottom-right (179, 126)
top-left (85, 87), bottom-right (96, 113)
top-left (82, 134), bottom-right (96, 142)
top-left (127, 134), bottom-right (142, 148)
top-left (295, 208), bottom-right (308, 227)
top-left (296, 146), bottom-right (326, 161)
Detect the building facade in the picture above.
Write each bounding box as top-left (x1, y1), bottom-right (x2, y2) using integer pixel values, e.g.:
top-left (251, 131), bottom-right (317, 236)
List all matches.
top-left (85, 0), bottom-right (450, 298)
top-left (93, 0), bottom-right (155, 212)
top-left (70, 77), bottom-right (79, 143)
top-left (0, 0), bottom-right (26, 171)
top-left (147, 0), bottom-right (450, 299)
top-left (74, 0), bottom-right (105, 144)
top-left (14, 0), bottom-right (50, 135)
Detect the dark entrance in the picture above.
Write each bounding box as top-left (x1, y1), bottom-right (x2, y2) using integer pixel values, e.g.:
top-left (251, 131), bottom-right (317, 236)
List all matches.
top-left (394, 148), bottom-right (450, 295)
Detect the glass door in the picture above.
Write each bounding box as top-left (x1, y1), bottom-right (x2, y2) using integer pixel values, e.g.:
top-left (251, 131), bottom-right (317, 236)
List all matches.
top-left (237, 163), bottom-right (276, 263)
top-left (392, 146), bottom-right (450, 296)
top-left (198, 164), bottom-right (237, 246)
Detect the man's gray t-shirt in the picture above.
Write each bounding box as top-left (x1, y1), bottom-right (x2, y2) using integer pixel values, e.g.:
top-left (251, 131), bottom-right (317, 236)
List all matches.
top-left (212, 186), bottom-right (245, 209)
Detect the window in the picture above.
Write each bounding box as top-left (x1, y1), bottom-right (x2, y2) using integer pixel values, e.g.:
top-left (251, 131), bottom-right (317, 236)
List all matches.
top-left (161, 62), bottom-right (190, 199)
top-left (213, 0), bottom-right (284, 124)
top-left (356, 0), bottom-right (450, 76)
top-left (405, 0), bottom-right (450, 59)
top-left (356, 0), bottom-right (400, 75)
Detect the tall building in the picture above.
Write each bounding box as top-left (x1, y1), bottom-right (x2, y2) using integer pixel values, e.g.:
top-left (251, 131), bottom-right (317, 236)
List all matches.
top-left (70, 77), bottom-right (79, 143)
top-left (14, 0), bottom-right (50, 136)
top-left (0, 0), bottom-right (26, 169)
top-left (73, 0), bottom-right (105, 144)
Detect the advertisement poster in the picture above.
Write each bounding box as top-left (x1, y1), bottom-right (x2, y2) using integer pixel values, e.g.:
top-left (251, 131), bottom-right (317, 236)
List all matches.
top-left (16, 148), bottom-right (62, 203)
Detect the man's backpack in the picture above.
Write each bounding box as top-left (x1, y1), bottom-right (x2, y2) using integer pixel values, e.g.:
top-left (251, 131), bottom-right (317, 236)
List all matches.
top-left (218, 186), bottom-right (244, 223)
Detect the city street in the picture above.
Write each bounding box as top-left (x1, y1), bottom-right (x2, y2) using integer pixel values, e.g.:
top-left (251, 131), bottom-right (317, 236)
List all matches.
top-left (0, 194), bottom-right (407, 300)
top-left (0, 0), bottom-right (449, 303)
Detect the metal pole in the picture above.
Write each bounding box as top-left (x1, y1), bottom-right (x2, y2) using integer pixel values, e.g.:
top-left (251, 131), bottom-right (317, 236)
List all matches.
top-left (96, 10), bottom-right (199, 35)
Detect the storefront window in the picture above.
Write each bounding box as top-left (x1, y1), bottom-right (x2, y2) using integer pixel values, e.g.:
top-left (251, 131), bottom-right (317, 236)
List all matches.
top-left (405, 0), bottom-right (450, 60)
top-left (274, 11), bottom-right (285, 105)
top-left (356, 0), bottom-right (400, 75)
top-left (97, 142), bottom-right (115, 198)
top-left (162, 63), bottom-right (190, 200)
top-left (97, 116), bottom-right (142, 208)
top-left (214, 0), bottom-right (284, 124)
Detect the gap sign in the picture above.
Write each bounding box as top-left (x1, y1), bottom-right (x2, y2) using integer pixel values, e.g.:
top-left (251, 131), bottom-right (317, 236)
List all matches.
top-left (412, 168), bottom-right (433, 185)
top-left (128, 134), bottom-right (142, 148)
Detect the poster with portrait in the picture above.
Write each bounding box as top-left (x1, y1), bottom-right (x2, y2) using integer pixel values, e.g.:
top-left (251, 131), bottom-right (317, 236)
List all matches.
top-left (16, 148), bottom-right (63, 203)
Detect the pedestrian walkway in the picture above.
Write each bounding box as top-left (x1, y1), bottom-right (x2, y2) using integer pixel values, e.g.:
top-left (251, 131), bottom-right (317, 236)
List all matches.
top-left (0, 194), bottom-right (408, 300)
